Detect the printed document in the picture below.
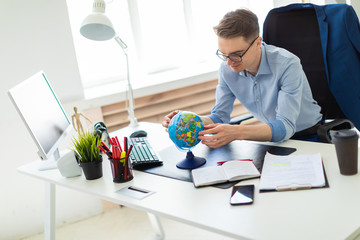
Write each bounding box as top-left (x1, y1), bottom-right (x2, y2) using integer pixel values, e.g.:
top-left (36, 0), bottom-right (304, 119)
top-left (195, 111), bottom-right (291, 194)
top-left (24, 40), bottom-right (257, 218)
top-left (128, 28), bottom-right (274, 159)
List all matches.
top-left (259, 152), bottom-right (325, 191)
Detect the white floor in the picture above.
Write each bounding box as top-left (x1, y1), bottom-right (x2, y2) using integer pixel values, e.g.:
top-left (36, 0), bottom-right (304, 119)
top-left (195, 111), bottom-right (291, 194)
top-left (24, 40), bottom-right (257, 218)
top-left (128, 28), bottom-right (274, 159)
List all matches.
top-left (22, 206), bottom-right (236, 240)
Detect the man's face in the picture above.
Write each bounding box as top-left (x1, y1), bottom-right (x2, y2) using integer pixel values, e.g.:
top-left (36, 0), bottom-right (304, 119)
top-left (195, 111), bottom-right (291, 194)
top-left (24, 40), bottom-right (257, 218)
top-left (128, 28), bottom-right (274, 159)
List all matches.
top-left (217, 36), bottom-right (260, 73)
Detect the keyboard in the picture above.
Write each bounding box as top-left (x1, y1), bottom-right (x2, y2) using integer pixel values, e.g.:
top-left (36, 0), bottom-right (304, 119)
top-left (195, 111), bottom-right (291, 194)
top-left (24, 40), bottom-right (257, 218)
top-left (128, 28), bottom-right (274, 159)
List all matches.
top-left (128, 137), bottom-right (163, 170)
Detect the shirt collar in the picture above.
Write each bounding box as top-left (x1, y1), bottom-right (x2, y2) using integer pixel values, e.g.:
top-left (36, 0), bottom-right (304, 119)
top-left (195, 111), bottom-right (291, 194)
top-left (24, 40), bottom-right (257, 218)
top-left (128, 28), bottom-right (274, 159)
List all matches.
top-left (239, 42), bottom-right (272, 77)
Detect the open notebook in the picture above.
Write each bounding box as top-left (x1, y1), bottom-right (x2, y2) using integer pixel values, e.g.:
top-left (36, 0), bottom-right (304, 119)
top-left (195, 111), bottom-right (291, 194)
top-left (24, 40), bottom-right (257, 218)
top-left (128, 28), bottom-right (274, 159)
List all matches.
top-left (191, 160), bottom-right (260, 187)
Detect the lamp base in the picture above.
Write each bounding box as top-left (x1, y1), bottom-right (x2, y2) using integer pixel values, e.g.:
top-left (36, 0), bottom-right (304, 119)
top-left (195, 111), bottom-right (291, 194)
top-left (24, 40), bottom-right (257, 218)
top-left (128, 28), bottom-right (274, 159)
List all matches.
top-left (128, 117), bottom-right (139, 128)
top-left (176, 151), bottom-right (206, 169)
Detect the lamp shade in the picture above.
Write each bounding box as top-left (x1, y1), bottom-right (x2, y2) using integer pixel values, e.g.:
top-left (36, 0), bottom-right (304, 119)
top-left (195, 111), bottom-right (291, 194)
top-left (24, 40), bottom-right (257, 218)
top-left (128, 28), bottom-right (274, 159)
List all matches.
top-left (80, 0), bottom-right (115, 41)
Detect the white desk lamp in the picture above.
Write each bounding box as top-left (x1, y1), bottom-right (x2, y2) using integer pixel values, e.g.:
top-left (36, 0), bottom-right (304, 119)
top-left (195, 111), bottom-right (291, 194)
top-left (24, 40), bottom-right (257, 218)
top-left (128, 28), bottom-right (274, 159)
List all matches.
top-left (80, 0), bottom-right (138, 128)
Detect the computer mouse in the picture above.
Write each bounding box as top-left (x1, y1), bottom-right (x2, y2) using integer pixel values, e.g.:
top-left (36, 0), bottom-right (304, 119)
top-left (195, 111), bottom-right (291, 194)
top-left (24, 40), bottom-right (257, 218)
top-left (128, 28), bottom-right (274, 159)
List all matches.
top-left (130, 130), bottom-right (148, 138)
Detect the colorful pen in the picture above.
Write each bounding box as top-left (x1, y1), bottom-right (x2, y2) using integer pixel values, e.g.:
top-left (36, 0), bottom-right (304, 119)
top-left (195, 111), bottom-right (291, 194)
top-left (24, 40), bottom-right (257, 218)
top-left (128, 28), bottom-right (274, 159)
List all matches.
top-left (217, 159), bottom-right (253, 165)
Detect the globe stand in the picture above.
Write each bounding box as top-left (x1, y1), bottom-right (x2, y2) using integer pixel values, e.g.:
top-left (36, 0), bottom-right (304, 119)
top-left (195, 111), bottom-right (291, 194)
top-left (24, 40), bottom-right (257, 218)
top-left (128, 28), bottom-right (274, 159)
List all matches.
top-left (176, 151), bottom-right (206, 169)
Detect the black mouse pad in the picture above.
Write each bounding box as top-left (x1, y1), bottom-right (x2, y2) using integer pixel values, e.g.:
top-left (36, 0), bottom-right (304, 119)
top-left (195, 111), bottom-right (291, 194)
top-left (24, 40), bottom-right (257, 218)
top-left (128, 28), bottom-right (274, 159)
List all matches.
top-left (139, 141), bottom-right (297, 189)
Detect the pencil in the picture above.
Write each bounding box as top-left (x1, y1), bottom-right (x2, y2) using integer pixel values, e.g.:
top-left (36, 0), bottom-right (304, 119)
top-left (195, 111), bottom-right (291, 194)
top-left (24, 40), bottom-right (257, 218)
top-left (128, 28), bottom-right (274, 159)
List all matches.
top-left (126, 144), bottom-right (133, 157)
top-left (115, 136), bottom-right (123, 152)
top-left (124, 137), bottom-right (128, 154)
top-left (100, 141), bottom-right (111, 152)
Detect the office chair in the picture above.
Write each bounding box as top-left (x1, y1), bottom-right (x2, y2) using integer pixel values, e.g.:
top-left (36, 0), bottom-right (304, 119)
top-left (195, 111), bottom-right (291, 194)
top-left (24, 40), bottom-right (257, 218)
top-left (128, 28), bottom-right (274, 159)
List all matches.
top-left (262, 3), bottom-right (360, 143)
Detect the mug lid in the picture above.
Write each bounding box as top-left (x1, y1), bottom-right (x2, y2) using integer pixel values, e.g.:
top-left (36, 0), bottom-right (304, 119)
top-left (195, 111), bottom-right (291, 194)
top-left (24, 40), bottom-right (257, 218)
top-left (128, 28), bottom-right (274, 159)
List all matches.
top-left (333, 129), bottom-right (358, 140)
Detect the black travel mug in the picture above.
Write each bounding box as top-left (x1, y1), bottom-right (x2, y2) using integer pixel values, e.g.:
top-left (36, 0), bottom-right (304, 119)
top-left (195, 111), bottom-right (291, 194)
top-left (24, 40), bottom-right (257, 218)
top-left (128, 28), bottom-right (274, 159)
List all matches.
top-left (332, 129), bottom-right (359, 175)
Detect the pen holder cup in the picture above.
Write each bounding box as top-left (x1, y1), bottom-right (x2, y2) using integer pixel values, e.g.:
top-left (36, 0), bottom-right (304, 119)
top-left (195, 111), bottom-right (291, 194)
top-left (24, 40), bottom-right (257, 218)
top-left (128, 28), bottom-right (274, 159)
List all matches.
top-left (108, 156), bottom-right (134, 183)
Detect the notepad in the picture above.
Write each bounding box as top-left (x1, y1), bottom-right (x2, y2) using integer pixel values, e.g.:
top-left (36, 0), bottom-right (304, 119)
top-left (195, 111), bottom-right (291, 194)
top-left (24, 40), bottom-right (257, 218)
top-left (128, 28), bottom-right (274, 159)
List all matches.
top-left (191, 160), bottom-right (260, 187)
top-left (259, 152), bottom-right (325, 191)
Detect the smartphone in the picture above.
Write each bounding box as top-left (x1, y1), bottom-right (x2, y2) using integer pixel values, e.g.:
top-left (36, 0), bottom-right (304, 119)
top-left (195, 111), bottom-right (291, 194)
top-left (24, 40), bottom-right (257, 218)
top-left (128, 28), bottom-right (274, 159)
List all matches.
top-left (230, 185), bottom-right (254, 205)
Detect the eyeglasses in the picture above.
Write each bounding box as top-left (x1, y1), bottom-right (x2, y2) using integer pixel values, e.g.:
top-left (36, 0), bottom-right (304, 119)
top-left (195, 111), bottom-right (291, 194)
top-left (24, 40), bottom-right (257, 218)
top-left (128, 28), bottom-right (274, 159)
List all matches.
top-left (216, 37), bottom-right (258, 63)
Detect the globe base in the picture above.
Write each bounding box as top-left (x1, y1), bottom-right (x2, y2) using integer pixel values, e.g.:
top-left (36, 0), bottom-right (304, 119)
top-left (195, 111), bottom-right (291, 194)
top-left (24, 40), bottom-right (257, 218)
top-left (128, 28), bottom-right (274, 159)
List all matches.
top-left (176, 151), bottom-right (206, 169)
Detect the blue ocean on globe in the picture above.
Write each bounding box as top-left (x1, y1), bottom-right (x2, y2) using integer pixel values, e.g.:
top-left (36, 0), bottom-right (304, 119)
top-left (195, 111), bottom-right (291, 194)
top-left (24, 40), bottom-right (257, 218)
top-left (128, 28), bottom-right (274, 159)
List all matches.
top-left (168, 111), bottom-right (204, 151)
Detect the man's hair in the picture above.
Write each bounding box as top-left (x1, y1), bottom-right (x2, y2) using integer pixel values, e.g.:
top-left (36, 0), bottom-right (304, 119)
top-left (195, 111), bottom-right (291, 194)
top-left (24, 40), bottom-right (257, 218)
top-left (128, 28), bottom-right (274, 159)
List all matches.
top-left (213, 9), bottom-right (259, 42)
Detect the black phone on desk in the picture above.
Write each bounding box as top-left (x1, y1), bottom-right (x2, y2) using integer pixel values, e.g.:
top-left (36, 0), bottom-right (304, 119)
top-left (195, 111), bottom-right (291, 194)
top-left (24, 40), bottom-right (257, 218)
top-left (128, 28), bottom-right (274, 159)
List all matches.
top-left (230, 185), bottom-right (254, 205)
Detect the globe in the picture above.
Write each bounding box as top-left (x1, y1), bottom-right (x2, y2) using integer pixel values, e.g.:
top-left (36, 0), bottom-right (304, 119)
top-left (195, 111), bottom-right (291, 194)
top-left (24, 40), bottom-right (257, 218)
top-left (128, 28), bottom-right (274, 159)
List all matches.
top-left (168, 111), bottom-right (206, 169)
top-left (168, 111), bottom-right (204, 151)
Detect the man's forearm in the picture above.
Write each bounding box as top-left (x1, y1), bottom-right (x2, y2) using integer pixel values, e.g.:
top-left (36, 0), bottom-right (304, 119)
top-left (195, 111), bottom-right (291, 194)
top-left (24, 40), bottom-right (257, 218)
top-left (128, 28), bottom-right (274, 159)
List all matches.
top-left (236, 123), bottom-right (272, 142)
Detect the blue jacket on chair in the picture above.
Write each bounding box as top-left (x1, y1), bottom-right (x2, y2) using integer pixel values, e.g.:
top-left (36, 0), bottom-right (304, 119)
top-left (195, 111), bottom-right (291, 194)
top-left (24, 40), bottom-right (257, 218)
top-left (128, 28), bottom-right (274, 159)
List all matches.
top-left (270, 3), bottom-right (360, 129)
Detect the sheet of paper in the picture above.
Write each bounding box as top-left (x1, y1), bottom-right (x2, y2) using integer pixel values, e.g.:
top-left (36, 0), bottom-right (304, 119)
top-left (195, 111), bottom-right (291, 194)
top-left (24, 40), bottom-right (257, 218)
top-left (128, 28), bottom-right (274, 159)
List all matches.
top-left (191, 166), bottom-right (227, 186)
top-left (259, 152), bottom-right (325, 191)
top-left (222, 161), bottom-right (260, 181)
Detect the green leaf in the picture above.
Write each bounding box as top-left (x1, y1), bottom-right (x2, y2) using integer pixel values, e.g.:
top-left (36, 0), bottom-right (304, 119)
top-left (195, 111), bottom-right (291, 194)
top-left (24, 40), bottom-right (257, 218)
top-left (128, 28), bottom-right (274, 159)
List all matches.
top-left (70, 130), bottom-right (101, 163)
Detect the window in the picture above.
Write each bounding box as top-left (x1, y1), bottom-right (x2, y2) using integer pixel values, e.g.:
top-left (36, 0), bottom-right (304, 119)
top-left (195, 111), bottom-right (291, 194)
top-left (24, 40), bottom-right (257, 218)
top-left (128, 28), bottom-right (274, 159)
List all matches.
top-left (67, 0), bottom-right (132, 89)
top-left (66, 0), bottom-right (275, 98)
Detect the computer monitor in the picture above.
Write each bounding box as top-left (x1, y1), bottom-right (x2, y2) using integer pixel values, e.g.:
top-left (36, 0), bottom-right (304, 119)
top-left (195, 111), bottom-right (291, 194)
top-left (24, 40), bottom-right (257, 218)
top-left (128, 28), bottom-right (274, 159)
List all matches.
top-left (8, 71), bottom-right (73, 170)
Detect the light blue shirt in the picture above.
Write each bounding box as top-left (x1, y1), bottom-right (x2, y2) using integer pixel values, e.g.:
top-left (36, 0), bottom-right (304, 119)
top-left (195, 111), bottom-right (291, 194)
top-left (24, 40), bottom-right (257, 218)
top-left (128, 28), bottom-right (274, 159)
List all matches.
top-left (208, 42), bottom-right (322, 142)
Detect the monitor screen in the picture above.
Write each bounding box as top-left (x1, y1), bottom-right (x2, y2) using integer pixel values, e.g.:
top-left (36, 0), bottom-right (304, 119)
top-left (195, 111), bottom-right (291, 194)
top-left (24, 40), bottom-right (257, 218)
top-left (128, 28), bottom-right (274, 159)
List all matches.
top-left (8, 71), bottom-right (72, 162)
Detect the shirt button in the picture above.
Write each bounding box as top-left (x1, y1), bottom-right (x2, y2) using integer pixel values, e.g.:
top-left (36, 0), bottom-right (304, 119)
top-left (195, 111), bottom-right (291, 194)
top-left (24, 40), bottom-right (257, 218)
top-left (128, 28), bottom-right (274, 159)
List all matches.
top-left (257, 98), bottom-right (260, 102)
top-left (254, 81), bottom-right (257, 85)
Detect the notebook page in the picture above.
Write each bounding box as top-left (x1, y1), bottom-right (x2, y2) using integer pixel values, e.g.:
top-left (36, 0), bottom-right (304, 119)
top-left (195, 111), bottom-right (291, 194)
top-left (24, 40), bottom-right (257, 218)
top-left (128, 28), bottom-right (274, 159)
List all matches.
top-left (222, 161), bottom-right (260, 181)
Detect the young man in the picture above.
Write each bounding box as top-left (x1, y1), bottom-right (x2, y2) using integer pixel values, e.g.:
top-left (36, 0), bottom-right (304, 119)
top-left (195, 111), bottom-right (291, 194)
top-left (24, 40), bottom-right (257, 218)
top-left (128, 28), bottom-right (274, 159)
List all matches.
top-left (163, 9), bottom-right (322, 149)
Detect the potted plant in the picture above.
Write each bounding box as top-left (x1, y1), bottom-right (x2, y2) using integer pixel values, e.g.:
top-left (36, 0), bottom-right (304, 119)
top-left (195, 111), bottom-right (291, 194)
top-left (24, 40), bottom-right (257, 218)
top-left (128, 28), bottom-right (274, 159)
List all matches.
top-left (71, 130), bottom-right (103, 180)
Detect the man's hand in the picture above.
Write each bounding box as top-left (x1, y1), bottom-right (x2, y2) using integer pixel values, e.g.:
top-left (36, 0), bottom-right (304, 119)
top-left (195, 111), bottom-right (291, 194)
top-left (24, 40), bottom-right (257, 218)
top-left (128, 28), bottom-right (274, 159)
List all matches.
top-left (198, 124), bottom-right (237, 148)
top-left (162, 110), bottom-right (179, 131)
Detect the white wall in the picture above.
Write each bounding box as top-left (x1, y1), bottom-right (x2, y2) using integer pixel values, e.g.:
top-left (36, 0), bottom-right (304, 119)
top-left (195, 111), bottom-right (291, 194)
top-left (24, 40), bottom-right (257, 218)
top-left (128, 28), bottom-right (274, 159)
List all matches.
top-left (350, 0), bottom-right (360, 16)
top-left (0, 0), bottom-right (103, 239)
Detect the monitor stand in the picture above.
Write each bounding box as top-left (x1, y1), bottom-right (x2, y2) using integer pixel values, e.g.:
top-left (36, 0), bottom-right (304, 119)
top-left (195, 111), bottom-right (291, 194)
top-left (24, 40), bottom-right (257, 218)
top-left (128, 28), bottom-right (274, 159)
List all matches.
top-left (38, 149), bottom-right (60, 171)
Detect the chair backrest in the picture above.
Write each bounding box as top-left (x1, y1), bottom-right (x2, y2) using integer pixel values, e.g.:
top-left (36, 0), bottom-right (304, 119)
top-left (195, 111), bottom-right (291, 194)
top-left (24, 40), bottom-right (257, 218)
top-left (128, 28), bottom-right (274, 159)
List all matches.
top-left (263, 6), bottom-right (345, 120)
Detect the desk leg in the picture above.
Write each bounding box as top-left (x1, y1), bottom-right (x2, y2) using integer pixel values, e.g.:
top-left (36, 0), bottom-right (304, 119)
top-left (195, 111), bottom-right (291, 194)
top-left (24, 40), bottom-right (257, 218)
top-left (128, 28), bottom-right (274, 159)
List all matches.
top-left (147, 213), bottom-right (165, 240)
top-left (44, 182), bottom-right (55, 240)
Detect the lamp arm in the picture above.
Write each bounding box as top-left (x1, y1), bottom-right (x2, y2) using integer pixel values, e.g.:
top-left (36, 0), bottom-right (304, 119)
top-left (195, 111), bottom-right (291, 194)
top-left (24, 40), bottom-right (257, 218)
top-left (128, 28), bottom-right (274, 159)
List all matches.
top-left (114, 36), bottom-right (128, 52)
top-left (114, 36), bottom-right (138, 128)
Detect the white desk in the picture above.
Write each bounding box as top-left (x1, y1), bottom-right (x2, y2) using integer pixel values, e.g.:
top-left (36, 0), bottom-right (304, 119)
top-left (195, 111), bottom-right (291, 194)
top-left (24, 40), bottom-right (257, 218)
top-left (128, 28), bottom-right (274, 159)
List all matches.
top-left (18, 122), bottom-right (360, 240)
